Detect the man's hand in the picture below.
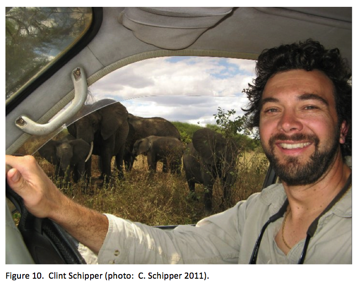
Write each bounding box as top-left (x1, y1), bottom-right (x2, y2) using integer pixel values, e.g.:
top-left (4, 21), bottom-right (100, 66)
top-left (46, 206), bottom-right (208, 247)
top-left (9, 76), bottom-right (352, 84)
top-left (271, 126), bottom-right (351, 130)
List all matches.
top-left (6, 155), bottom-right (64, 219)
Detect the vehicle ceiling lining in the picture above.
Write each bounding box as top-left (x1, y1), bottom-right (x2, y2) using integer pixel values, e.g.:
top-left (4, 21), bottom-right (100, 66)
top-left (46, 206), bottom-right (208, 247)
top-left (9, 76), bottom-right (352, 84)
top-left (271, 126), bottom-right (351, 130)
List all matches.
top-left (119, 7), bottom-right (351, 50)
top-left (255, 7), bottom-right (351, 29)
top-left (119, 7), bottom-right (234, 49)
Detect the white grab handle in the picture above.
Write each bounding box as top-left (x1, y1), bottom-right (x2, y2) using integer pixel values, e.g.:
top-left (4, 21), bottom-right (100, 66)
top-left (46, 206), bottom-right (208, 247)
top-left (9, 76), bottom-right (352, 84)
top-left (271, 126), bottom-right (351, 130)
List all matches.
top-left (15, 67), bottom-right (88, 136)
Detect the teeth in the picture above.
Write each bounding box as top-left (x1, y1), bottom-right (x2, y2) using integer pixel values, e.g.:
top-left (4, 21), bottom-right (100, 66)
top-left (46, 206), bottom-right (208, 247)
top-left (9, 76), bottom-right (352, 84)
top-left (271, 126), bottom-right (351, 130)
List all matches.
top-left (279, 142), bottom-right (311, 149)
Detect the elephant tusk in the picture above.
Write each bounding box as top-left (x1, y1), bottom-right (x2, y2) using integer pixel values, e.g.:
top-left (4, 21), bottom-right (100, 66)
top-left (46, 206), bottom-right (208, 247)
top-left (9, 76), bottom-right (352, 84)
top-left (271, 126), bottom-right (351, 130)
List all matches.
top-left (85, 142), bottom-right (94, 162)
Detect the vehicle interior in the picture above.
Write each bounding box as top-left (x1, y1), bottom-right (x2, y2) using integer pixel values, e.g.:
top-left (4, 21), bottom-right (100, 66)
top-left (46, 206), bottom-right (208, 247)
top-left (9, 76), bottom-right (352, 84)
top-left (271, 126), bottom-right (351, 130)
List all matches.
top-left (6, 7), bottom-right (352, 264)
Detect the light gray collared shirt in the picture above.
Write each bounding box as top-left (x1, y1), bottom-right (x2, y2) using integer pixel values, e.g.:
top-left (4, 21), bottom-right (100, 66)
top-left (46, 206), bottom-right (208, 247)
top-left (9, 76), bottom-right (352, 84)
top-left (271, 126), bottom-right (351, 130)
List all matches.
top-left (97, 183), bottom-right (351, 264)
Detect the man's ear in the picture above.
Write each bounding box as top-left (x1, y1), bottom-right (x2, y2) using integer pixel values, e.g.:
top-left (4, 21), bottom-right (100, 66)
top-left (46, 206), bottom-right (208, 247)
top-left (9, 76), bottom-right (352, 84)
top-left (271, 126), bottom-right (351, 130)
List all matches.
top-left (339, 120), bottom-right (349, 144)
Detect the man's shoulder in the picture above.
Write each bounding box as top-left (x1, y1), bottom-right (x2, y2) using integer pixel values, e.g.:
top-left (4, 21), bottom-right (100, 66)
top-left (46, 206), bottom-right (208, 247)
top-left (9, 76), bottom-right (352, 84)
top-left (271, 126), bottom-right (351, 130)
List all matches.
top-left (243, 183), bottom-right (287, 214)
top-left (259, 183), bottom-right (286, 204)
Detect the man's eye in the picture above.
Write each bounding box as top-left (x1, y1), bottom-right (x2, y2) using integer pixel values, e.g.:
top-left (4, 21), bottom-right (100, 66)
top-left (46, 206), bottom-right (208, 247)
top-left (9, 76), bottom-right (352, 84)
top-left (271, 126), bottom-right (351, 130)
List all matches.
top-left (264, 108), bottom-right (278, 113)
top-left (304, 105), bottom-right (318, 110)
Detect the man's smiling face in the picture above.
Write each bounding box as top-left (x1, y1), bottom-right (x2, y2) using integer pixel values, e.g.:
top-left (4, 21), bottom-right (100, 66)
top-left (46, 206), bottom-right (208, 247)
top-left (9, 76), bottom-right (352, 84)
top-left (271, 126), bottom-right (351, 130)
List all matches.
top-left (259, 69), bottom-right (346, 186)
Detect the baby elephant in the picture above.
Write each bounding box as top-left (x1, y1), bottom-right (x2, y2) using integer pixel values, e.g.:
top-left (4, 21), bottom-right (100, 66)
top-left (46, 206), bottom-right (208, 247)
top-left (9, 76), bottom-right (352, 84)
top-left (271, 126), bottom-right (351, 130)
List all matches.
top-left (38, 137), bottom-right (92, 183)
top-left (132, 136), bottom-right (184, 174)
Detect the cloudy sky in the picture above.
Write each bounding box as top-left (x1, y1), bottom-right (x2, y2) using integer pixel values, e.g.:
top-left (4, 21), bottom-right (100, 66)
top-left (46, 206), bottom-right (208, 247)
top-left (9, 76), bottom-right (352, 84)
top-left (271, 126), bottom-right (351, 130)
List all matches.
top-left (88, 56), bottom-right (256, 126)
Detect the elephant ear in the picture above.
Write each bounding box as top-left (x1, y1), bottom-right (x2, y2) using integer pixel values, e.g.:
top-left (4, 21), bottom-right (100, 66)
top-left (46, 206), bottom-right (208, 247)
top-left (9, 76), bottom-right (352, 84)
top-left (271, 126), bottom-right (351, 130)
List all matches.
top-left (70, 139), bottom-right (91, 160)
top-left (99, 102), bottom-right (128, 140)
top-left (192, 128), bottom-right (226, 165)
top-left (38, 140), bottom-right (59, 164)
top-left (133, 139), bottom-right (142, 155)
top-left (137, 138), bottom-right (152, 154)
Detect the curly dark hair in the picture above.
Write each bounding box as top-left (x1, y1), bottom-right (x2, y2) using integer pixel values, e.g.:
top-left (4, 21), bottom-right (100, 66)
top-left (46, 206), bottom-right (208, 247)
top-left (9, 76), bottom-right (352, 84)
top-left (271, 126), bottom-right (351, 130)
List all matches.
top-left (243, 39), bottom-right (352, 156)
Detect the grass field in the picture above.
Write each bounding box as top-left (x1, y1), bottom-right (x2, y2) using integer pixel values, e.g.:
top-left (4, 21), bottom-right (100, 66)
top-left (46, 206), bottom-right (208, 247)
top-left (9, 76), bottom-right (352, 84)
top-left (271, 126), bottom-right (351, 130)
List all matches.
top-left (36, 150), bottom-right (269, 226)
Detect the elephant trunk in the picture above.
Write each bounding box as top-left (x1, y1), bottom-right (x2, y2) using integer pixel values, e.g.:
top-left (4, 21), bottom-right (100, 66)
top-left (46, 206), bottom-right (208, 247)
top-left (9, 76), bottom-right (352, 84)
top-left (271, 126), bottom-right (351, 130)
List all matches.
top-left (85, 141), bottom-right (94, 162)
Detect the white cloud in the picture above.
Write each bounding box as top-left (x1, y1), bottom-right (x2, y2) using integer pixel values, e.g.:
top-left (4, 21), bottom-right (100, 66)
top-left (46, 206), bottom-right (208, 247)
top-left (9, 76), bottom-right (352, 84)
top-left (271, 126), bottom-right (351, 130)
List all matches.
top-left (89, 56), bottom-right (256, 126)
top-left (227, 58), bottom-right (257, 74)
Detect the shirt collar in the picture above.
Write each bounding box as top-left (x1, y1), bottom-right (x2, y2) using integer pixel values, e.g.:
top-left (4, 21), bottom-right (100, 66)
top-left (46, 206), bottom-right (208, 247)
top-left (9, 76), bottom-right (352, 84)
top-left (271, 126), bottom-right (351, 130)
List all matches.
top-left (331, 187), bottom-right (352, 218)
top-left (260, 183), bottom-right (352, 218)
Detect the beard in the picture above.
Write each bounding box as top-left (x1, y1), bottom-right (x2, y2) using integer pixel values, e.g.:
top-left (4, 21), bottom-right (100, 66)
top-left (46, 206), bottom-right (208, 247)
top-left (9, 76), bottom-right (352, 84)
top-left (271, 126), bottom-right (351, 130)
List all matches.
top-left (263, 130), bottom-right (340, 186)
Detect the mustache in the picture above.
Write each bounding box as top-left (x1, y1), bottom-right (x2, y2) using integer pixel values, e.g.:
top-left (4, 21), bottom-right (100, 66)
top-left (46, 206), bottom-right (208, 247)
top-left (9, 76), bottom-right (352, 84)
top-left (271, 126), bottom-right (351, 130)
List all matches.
top-left (269, 133), bottom-right (319, 145)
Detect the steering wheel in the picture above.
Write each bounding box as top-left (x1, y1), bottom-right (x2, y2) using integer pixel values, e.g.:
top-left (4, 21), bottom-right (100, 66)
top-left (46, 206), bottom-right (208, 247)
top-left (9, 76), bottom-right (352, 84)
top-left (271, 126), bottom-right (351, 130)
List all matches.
top-left (6, 180), bottom-right (86, 264)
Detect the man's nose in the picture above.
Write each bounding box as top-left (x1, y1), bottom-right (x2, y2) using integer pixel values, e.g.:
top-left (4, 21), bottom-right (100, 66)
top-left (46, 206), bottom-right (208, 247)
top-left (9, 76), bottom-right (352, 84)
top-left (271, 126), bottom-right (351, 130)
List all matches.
top-left (278, 110), bottom-right (303, 133)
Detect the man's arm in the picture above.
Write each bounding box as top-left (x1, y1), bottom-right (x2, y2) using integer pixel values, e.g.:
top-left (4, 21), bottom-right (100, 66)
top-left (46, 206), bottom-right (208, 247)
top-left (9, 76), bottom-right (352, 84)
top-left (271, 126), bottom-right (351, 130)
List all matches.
top-left (6, 155), bottom-right (108, 254)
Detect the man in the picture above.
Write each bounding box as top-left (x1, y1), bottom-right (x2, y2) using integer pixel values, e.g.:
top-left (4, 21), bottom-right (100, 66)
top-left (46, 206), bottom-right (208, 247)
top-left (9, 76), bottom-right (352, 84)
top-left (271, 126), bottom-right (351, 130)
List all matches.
top-left (6, 39), bottom-right (351, 264)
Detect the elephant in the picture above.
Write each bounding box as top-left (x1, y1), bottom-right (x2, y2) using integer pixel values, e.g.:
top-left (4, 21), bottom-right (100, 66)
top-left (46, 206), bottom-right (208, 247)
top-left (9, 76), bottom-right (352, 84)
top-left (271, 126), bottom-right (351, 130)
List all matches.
top-left (67, 99), bottom-right (129, 183)
top-left (37, 133), bottom-right (76, 174)
top-left (132, 136), bottom-right (184, 174)
top-left (124, 114), bottom-right (181, 171)
top-left (38, 137), bottom-right (92, 183)
top-left (183, 128), bottom-right (239, 212)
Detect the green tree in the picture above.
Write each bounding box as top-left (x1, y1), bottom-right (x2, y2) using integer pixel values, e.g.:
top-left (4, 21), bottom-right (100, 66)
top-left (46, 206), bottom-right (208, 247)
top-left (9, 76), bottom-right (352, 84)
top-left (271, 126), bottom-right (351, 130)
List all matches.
top-left (213, 107), bottom-right (261, 152)
top-left (214, 108), bottom-right (249, 137)
top-left (172, 121), bottom-right (202, 144)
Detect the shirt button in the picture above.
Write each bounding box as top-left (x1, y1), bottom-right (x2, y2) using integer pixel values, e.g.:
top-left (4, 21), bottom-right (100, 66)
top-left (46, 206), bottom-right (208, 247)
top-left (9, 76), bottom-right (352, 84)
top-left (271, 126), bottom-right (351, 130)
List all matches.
top-left (114, 250), bottom-right (120, 256)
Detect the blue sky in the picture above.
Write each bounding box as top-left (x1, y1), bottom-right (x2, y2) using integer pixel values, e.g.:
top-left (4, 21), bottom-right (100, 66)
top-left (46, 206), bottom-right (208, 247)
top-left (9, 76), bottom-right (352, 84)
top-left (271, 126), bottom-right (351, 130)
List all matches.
top-left (89, 56), bottom-right (256, 126)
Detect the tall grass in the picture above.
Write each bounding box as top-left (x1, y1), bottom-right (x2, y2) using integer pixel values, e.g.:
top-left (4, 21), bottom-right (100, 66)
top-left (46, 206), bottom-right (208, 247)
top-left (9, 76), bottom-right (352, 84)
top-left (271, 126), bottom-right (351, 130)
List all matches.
top-left (36, 151), bottom-right (269, 226)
